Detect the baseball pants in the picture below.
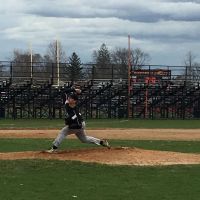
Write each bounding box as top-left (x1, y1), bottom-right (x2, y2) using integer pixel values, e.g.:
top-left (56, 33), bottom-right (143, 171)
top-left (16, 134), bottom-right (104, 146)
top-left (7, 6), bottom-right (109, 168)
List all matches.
top-left (53, 125), bottom-right (101, 148)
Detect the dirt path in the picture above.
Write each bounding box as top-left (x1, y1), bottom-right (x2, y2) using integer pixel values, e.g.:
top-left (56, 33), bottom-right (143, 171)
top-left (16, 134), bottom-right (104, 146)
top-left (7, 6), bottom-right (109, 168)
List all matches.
top-left (1, 129), bottom-right (200, 166)
top-left (0, 129), bottom-right (200, 140)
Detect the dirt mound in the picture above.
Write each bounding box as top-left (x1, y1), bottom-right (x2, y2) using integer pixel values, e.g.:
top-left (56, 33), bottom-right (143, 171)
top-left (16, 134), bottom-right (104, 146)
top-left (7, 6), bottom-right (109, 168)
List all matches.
top-left (1, 147), bottom-right (200, 166)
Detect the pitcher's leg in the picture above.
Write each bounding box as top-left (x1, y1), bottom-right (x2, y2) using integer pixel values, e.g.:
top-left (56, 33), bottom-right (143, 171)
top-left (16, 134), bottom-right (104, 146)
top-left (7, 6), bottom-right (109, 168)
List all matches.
top-left (75, 129), bottom-right (101, 145)
top-left (53, 126), bottom-right (71, 148)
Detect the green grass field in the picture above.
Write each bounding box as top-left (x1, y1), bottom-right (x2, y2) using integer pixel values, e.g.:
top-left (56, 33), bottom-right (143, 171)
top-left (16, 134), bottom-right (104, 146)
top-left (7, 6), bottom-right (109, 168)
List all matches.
top-left (0, 118), bottom-right (200, 129)
top-left (0, 119), bottom-right (200, 200)
top-left (1, 159), bottom-right (200, 200)
top-left (1, 139), bottom-right (200, 153)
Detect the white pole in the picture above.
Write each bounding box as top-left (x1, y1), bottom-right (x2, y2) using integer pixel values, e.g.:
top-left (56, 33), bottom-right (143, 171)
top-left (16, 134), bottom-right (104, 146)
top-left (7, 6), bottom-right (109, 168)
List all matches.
top-left (30, 42), bottom-right (33, 79)
top-left (56, 39), bottom-right (60, 86)
top-left (128, 35), bottom-right (131, 118)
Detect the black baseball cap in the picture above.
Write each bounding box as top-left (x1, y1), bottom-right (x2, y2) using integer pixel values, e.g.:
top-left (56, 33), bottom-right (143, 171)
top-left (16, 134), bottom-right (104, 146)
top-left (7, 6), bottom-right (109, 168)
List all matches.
top-left (68, 93), bottom-right (78, 101)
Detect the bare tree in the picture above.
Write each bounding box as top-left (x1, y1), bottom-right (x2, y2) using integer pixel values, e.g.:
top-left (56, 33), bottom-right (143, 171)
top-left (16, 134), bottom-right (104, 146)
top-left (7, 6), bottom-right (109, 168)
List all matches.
top-left (44, 40), bottom-right (67, 63)
top-left (111, 47), bottom-right (128, 79)
top-left (131, 48), bottom-right (151, 69)
top-left (10, 49), bottom-right (47, 82)
top-left (0, 62), bottom-right (4, 78)
top-left (44, 40), bottom-right (67, 84)
top-left (184, 51), bottom-right (200, 83)
top-left (0, 61), bottom-right (13, 84)
top-left (111, 47), bottom-right (151, 79)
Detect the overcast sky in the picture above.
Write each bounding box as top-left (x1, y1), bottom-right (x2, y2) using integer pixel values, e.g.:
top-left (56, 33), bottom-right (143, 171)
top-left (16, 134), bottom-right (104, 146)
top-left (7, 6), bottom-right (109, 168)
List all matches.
top-left (0, 0), bottom-right (200, 65)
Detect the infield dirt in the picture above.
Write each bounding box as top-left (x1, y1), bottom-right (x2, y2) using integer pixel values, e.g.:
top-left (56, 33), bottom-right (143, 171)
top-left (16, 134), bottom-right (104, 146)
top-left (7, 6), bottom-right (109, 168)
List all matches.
top-left (0, 129), bottom-right (200, 166)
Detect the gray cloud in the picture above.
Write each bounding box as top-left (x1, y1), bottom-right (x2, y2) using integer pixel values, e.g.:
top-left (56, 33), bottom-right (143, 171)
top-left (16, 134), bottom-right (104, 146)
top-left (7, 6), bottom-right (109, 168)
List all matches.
top-left (0, 0), bottom-right (199, 65)
top-left (22, 0), bottom-right (200, 22)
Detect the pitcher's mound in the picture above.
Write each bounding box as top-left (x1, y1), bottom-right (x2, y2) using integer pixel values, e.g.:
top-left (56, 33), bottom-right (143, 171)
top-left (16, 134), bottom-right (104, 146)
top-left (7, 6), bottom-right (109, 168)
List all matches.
top-left (1, 147), bottom-right (200, 166)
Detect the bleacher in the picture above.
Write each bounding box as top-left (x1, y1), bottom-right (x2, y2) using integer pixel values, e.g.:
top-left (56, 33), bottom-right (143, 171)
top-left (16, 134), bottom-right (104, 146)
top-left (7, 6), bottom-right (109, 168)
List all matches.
top-left (0, 62), bottom-right (200, 119)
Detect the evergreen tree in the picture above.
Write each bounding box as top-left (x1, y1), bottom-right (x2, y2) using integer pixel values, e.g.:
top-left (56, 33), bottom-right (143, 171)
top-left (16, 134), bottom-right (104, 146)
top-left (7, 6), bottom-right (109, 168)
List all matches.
top-left (67, 52), bottom-right (82, 82)
top-left (92, 43), bottom-right (112, 79)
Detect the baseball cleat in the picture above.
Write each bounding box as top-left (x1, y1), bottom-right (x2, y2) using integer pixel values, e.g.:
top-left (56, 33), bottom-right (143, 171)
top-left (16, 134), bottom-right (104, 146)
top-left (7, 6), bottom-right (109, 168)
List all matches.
top-left (100, 139), bottom-right (111, 149)
top-left (45, 146), bottom-right (58, 153)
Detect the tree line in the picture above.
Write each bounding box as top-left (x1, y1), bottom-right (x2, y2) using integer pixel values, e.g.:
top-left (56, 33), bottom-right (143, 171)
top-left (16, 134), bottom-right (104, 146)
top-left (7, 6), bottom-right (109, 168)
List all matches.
top-left (0, 41), bottom-right (150, 83)
top-left (0, 40), bottom-right (200, 84)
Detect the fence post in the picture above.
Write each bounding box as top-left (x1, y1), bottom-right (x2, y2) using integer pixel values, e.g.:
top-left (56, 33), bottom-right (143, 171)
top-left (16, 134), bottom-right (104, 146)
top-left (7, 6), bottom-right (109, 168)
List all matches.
top-left (10, 62), bottom-right (13, 83)
top-left (51, 63), bottom-right (54, 85)
top-left (111, 64), bottom-right (114, 81)
top-left (92, 65), bottom-right (95, 80)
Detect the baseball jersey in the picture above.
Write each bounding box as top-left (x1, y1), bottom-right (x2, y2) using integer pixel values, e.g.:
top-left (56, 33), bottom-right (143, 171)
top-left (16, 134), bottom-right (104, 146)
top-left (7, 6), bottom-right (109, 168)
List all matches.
top-left (64, 88), bottom-right (83, 129)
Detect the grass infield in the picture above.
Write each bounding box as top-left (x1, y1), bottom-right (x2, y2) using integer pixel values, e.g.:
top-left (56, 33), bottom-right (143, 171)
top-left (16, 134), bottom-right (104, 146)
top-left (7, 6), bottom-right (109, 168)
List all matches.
top-left (0, 159), bottom-right (200, 200)
top-left (0, 118), bottom-right (200, 129)
top-left (1, 139), bottom-right (200, 153)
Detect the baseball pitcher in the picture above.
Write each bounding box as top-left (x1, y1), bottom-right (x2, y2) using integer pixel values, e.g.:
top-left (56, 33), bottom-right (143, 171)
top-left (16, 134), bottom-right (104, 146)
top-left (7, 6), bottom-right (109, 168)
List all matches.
top-left (47, 86), bottom-right (110, 152)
